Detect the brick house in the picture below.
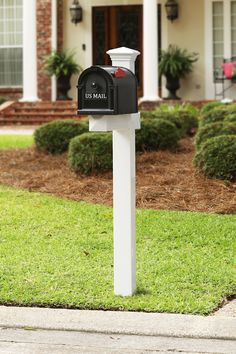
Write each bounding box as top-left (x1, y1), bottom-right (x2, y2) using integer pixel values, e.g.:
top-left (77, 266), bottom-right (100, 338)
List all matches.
top-left (1, 0), bottom-right (236, 104)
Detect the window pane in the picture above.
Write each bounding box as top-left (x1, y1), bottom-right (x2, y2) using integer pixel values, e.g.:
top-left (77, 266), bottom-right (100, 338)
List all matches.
top-left (214, 42), bottom-right (224, 55)
top-left (232, 42), bottom-right (236, 55)
top-left (213, 29), bottom-right (223, 41)
top-left (213, 14), bottom-right (223, 28)
top-left (7, 0), bottom-right (15, 6)
top-left (5, 7), bottom-right (14, 18)
top-left (232, 1), bottom-right (236, 13)
top-left (15, 20), bottom-right (22, 32)
top-left (0, 0), bottom-right (23, 86)
top-left (232, 30), bottom-right (236, 42)
top-left (0, 48), bottom-right (22, 86)
top-left (213, 2), bottom-right (224, 71)
top-left (15, 6), bottom-right (22, 19)
top-left (214, 57), bottom-right (223, 71)
top-left (232, 1), bottom-right (236, 56)
top-left (213, 2), bottom-right (223, 15)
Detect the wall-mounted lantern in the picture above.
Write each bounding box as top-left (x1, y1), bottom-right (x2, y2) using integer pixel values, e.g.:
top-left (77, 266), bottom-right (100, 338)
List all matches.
top-left (70, 0), bottom-right (83, 24)
top-left (165, 0), bottom-right (179, 22)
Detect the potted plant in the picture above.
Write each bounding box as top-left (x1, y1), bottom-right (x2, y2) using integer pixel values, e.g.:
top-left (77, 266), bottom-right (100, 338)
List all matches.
top-left (159, 45), bottom-right (198, 100)
top-left (43, 50), bottom-right (82, 100)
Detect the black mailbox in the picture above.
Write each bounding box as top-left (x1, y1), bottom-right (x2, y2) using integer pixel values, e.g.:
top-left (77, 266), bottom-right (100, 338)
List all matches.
top-left (77, 65), bottom-right (138, 115)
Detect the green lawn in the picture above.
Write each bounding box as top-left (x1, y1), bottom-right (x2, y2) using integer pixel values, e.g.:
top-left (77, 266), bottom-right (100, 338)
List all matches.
top-left (0, 184), bottom-right (235, 315)
top-left (0, 135), bottom-right (34, 149)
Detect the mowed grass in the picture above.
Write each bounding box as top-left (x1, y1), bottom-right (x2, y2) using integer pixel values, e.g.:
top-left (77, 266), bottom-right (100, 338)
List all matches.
top-left (0, 185), bottom-right (235, 315)
top-left (0, 135), bottom-right (34, 149)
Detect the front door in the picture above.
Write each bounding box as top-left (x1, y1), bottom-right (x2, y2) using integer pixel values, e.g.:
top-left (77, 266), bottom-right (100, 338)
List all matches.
top-left (92, 5), bottom-right (143, 96)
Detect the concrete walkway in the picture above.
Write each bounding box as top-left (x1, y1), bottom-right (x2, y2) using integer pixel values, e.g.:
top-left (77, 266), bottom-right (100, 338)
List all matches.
top-left (0, 126), bottom-right (36, 135)
top-left (0, 305), bottom-right (235, 353)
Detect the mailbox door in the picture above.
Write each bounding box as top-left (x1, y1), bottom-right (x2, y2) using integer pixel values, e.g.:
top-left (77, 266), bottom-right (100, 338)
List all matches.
top-left (78, 70), bottom-right (116, 115)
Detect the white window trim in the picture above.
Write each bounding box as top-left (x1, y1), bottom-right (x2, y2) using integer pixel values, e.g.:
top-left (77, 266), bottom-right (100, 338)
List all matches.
top-left (204, 0), bottom-right (235, 99)
top-left (0, 45), bottom-right (22, 48)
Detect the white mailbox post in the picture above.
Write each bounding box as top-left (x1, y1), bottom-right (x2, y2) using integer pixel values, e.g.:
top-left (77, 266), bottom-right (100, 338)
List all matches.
top-left (89, 47), bottom-right (140, 296)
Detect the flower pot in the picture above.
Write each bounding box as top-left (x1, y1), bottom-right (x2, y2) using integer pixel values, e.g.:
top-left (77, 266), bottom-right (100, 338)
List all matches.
top-left (165, 74), bottom-right (181, 100)
top-left (57, 75), bottom-right (72, 100)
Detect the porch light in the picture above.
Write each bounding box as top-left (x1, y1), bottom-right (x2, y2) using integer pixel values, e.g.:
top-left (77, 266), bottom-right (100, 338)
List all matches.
top-left (70, 0), bottom-right (83, 24)
top-left (165, 0), bottom-right (178, 22)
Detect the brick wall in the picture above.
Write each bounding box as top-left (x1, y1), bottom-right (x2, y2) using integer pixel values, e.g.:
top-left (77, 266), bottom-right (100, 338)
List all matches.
top-left (0, 88), bottom-right (22, 101)
top-left (57, 0), bottom-right (63, 51)
top-left (37, 0), bottom-right (52, 101)
top-left (36, 0), bottom-right (64, 101)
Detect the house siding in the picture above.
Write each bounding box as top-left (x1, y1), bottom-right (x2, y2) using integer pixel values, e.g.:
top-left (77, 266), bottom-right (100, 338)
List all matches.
top-left (167, 0), bottom-right (205, 100)
top-left (63, 0), bottom-right (206, 101)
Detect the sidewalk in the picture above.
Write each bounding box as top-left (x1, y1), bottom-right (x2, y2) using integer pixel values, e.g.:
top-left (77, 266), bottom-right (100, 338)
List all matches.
top-left (0, 305), bottom-right (235, 353)
top-left (0, 126), bottom-right (36, 135)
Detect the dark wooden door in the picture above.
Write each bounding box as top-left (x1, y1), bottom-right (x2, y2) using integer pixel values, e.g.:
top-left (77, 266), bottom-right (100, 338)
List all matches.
top-left (92, 5), bottom-right (143, 96)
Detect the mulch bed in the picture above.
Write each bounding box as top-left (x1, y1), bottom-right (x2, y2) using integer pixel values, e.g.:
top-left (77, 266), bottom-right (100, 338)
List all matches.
top-left (0, 137), bottom-right (235, 214)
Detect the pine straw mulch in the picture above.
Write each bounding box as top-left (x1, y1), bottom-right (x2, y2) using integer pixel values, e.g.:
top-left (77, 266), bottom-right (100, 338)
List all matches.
top-left (0, 137), bottom-right (235, 214)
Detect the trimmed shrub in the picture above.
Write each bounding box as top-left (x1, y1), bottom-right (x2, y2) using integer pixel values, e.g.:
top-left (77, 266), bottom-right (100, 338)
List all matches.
top-left (200, 101), bottom-right (226, 114)
top-left (199, 106), bottom-right (229, 127)
top-left (68, 132), bottom-right (112, 175)
top-left (193, 135), bottom-right (236, 181)
top-left (152, 111), bottom-right (184, 134)
top-left (136, 119), bottom-right (180, 152)
top-left (225, 104), bottom-right (236, 114)
top-left (142, 110), bottom-right (198, 137)
top-left (157, 102), bottom-right (199, 116)
top-left (34, 119), bottom-right (89, 154)
top-left (225, 113), bottom-right (236, 124)
top-left (0, 96), bottom-right (7, 105)
top-left (194, 122), bottom-right (236, 149)
top-left (140, 110), bottom-right (156, 119)
top-left (142, 111), bottom-right (184, 136)
top-left (176, 111), bottom-right (199, 135)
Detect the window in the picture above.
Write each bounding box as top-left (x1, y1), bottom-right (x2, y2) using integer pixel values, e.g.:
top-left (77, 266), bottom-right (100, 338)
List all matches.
top-left (205, 0), bottom-right (236, 98)
top-left (232, 1), bottom-right (236, 56)
top-left (212, 0), bottom-right (236, 71)
top-left (0, 0), bottom-right (23, 86)
top-left (212, 2), bottom-right (224, 71)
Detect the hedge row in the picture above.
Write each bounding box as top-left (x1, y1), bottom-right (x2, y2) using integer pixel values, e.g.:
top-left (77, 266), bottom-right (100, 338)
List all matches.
top-left (34, 117), bottom-right (181, 175)
top-left (194, 135), bottom-right (236, 181)
top-left (199, 103), bottom-right (236, 127)
top-left (68, 133), bottom-right (112, 175)
top-left (141, 109), bottom-right (198, 137)
top-left (34, 119), bottom-right (89, 154)
top-left (69, 119), bottom-right (180, 174)
top-left (194, 122), bottom-right (236, 149)
top-left (194, 105), bottom-right (236, 181)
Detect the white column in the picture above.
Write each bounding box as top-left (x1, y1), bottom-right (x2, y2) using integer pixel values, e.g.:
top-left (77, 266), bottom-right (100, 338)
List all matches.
top-left (107, 47), bottom-right (140, 296)
top-left (141, 0), bottom-right (160, 102)
top-left (21, 0), bottom-right (38, 102)
top-left (51, 0), bottom-right (57, 101)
